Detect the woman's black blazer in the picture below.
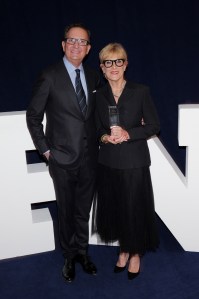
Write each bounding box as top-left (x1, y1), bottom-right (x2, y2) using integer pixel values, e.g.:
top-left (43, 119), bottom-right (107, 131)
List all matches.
top-left (95, 81), bottom-right (160, 169)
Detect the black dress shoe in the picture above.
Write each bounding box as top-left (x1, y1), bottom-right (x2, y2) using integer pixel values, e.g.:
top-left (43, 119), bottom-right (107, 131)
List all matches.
top-left (114, 265), bottom-right (126, 273)
top-left (75, 254), bottom-right (97, 275)
top-left (62, 258), bottom-right (75, 282)
top-left (114, 253), bottom-right (129, 273)
top-left (127, 268), bottom-right (140, 280)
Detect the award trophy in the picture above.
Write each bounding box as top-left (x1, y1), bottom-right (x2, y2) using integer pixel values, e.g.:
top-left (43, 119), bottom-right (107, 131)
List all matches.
top-left (108, 106), bottom-right (120, 128)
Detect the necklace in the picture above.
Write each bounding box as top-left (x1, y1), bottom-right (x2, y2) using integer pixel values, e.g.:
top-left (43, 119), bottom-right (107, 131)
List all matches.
top-left (112, 80), bottom-right (126, 98)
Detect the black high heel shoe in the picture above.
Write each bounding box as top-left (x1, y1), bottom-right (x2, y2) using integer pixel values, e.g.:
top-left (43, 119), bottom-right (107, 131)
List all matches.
top-left (128, 254), bottom-right (140, 280)
top-left (114, 252), bottom-right (129, 273)
top-left (127, 268), bottom-right (140, 280)
top-left (114, 265), bottom-right (126, 273)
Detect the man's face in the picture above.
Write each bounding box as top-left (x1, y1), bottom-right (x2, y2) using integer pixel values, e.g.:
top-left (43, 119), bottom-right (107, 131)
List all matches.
top-left (62, 27), bottom-right (91, 67)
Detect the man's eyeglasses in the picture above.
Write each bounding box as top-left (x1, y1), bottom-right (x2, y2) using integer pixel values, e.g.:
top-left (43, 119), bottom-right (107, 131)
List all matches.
top-left (64, 38), bottom-right (90, 46)
top-left (103, 59), bottom-right (125, 68)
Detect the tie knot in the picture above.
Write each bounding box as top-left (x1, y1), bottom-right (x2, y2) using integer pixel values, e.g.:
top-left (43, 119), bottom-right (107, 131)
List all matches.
top-left (75, 69), bottom-right (80, 77)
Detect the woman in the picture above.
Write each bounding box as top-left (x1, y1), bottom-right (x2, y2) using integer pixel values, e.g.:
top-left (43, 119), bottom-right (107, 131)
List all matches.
top-left (93, 43), bottom-right (160, 280)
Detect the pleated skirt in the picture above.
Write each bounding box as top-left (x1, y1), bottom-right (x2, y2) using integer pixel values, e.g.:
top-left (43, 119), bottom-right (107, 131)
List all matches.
top-left (92, 164), bottom-right (159, 255)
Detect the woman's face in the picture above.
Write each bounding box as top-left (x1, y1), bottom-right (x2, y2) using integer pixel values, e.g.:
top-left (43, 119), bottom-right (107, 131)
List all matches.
top-left (100, 54), bottom-right (128, 82)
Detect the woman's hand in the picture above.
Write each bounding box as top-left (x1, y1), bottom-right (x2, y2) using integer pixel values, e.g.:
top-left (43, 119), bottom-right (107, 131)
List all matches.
top-left (110, 126), bottom-right (129, 144)
top-left (101, 134), bottom-right (118, 144)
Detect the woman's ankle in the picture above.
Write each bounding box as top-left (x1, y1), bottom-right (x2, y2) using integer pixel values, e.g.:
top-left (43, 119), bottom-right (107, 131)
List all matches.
top-left (128, 254), bottom-right (140, 273)
top-left (116, 252), bottom-right (129, 267)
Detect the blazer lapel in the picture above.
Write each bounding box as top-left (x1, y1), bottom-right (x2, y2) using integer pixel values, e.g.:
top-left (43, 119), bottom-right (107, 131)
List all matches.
top-left (83, 67), bottom-right (98, 120)
top-left (57, 61), bottom-right (85, 119)
top-left (102, 84), bottom-right (116, 106)
top-left (116, 81), bottom-right (135, 108)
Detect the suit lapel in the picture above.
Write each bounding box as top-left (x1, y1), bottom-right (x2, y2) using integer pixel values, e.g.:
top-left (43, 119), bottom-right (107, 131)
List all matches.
top-left (117, 82), bottom-right (135, 108)
top-left (83, 66), bottom-right (97, 120)
top-left (101, 84), bottom-right (116, 106)
top-left (57, 61), bottom-right (85, 119)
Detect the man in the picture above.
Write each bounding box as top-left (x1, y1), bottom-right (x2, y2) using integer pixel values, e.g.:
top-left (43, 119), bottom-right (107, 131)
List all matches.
top-left (26, 23), bottom-right (101, 282)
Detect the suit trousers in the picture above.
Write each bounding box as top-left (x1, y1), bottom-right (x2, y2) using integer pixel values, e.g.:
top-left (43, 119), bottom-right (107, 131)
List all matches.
top-left (48, 148), bottom-right (96, 259)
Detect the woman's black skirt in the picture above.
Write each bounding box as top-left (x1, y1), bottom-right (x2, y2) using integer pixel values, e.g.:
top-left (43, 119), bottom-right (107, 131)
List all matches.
top-left (92, 164), bottom-right (159, 255)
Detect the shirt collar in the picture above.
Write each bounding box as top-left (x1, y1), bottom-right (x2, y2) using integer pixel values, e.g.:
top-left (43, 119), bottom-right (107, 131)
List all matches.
top-left (63, 56), bottom-right (83, 74)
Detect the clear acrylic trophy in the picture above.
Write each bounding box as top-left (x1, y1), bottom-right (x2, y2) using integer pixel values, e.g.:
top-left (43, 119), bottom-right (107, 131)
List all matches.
top-left (108, 106), bottom-right (120, 128)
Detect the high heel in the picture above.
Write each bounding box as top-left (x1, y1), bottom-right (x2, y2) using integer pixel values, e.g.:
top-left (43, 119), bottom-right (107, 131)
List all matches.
top-left (127, 268), bottom-right (140, 280)
top-left (128, 254), bottom-right (140, 280)
top-left (114, 265), bottom-right (126, 273)
top-left (114, 252), bottom-right (129, 273)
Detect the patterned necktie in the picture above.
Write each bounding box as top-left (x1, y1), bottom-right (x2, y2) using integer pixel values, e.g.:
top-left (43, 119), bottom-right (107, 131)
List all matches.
top-left (75, 69), bottom-right (87, 116)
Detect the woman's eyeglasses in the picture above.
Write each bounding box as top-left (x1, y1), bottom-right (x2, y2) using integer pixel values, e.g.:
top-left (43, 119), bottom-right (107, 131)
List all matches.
top-left (103, 59), bottom-right (125, 68)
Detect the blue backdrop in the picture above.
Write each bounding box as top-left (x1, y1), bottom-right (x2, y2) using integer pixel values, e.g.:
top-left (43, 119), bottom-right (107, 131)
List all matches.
top-left (1, 0), bottom-right (199, 173)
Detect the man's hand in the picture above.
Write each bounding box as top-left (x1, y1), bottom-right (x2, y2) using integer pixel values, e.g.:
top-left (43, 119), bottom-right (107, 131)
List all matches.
top-left (43, 150), bottom-right (50, 161)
